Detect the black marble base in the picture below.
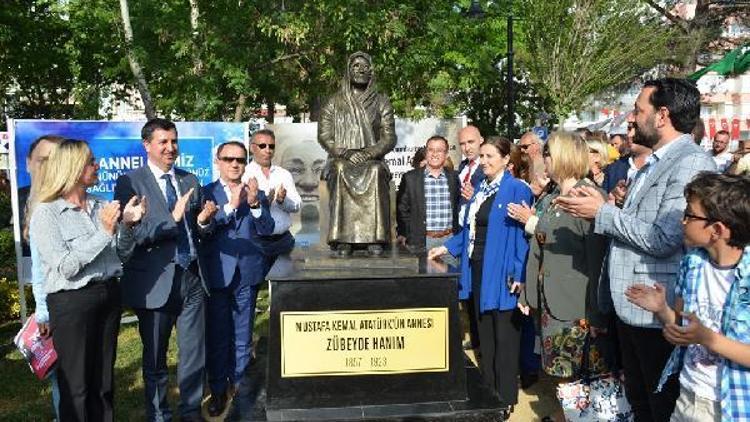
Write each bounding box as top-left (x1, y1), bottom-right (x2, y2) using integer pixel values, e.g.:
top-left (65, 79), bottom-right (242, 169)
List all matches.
top-left (229, 347), bottom-right (507, 421)
top-left (263, 250), bottom-right (488, 420)
top-left (265, 362), bottom-right (506, 421)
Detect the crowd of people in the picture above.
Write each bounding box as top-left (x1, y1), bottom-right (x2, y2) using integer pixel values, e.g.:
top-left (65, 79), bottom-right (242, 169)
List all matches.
top-left (411, 78), bottom-right (749, 422)
top-left (19, 76), bottom-right (750, 422)
top-left (23, 122), bottom-right (299, 421)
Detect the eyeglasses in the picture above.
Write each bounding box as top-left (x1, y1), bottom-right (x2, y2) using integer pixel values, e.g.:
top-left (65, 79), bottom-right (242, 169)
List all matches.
top-left (519, 144), bottom-right (531, 150)
top-left (219, 156), bottom-right (247, 164)
top-left (253, 143), bottom-right (275, 150)
top-left (682, 212), bottom-right (714, 223)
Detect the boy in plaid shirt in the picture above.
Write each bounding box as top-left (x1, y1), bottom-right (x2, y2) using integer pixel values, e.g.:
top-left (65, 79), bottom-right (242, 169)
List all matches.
top-left (626, 172), bottom-right (750, 421)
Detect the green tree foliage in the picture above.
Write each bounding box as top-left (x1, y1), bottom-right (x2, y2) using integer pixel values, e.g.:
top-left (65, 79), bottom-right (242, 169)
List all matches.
top-left (0, 1), bottom-right (76, 127)
top-left (520, 0), bottom-right (675, 120)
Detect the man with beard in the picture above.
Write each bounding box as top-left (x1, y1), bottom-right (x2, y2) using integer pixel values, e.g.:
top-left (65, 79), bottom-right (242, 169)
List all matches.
top-left (710, 130), bottom-right (733, 172)
top-left (602, 128), bottom-right (651, 194)
top-left (555, 78), bottom-right (716, 421)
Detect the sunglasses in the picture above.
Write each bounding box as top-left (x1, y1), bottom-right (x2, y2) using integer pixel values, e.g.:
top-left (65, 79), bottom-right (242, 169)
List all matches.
top-left (253, 143), bottom-right (276, 150)
top-left (219, 156), bottom-right (247, 164)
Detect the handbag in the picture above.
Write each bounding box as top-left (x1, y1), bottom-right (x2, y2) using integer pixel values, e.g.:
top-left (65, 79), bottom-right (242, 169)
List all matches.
top-left (14, 313), bottom-right (57, 380)
top-left (556, 338), bottom-right (633, 422)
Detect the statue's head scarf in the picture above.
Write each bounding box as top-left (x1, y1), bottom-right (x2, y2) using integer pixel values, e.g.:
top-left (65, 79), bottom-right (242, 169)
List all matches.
top-left (332, 52), bottom-right (379, 149)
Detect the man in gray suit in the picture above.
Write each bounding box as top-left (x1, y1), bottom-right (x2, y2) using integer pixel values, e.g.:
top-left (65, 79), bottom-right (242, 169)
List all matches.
top-left (114, 118), bottom-right (218, 422)
top-left (557, 78), bottom-right (716, 421)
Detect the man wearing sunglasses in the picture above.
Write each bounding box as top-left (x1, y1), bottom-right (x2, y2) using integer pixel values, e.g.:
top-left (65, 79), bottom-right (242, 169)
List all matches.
top-left (200, 141), bottom-right (275, 417)
top-left (243, 129), bottom-right (300, 268)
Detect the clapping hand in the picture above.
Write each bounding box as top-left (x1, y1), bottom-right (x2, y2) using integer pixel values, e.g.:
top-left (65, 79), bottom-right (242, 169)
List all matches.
top-left (625, 283), bottom-right (667, 314)
top-left (276, 184), bottom-right (287, 204)
top-left (229, 182), bottom-right (247, 209)
top-left (122, 196), bottom-right (147, 227)
top-left (663, 312), bottom-right (713, 347)
top-left (553, 185), bottom-right (604, 219)
top-left (246, 177), bottom-right (260, 207)
top-left (461, 182), bottom-right (474, 201)
top-left (197, 200), bottom-right (218, 225)
top-left (609, 179), bottom-right (628, 207)
top-left (507, 201), bottom-right (533, 224)
top-left (100, 201), bottom-right (122, 235)
top-left (172, 187), bottom-right (194, 223)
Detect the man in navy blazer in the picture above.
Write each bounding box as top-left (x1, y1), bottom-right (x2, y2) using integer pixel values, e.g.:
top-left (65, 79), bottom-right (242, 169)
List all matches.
top-left (200, 141), bottom-right (275, 416)
top-left (457, 125), bottom-right (485, 224)
top-left (455, 125), bottom-right (485, 351)
top-left (114, 118), bottom-right (218, 422)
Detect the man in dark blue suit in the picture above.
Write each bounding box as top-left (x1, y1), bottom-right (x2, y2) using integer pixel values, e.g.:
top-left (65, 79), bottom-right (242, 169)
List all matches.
top-left (602, 129), bottom-right (650, 195)
top-left (114, 118), bottom-right (218, 422)
top-left (201, 141), bottom-right (275, 417)
top-left (456, 125), bottom-right (485, 351)
top-left (457, 125), bottom-right (485, 225)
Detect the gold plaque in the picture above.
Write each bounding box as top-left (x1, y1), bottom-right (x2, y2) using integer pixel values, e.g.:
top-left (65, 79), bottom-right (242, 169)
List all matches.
top-left (280, 308), bottom-right (449, 377)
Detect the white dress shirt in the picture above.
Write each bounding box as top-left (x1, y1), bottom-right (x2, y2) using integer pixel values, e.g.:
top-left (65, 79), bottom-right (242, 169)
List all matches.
top-left (243, 160), bottom-right (301, 234)
top-left (712, 151), bottom-right (732, 172)
top-left (218, 177), bottom-right (262, 218)
top-left (147, 160), bottom-right (197, 260)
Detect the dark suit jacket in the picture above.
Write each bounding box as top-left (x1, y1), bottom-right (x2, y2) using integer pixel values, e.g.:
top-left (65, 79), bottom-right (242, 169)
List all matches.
top-left (114, 165), bottom-right (207, 309)
top-left (396, 167), bottom-right (460, 249)
top-left (457, 158), bottom-right (484, 207)
top-left (602, 155), bottom-right (630, 194)
top-left (200, 180), bottom-right (275, 289)
top-left (18, 185), bottom-right (30, 256)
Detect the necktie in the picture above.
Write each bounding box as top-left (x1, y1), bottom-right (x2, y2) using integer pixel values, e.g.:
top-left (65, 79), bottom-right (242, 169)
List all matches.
top-left (161, 174), bottom-right (191, 267)
top-left (462, 159), bottom-right (475, 184)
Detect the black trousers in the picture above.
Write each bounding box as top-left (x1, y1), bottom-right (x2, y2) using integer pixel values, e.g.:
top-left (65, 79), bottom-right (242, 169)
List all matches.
top-left (616, 318), bottom-right (679, 422)
top-left (47, 279), bottom-right (121, 422)
top-left (461, 298), bottom-right (481, 348)
top-left (471, 258), bottom-right (522, 407)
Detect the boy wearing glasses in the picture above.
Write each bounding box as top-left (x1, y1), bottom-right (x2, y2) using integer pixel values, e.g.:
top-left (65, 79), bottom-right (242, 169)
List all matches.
top-left (626, 172), bottom-right (750, 421)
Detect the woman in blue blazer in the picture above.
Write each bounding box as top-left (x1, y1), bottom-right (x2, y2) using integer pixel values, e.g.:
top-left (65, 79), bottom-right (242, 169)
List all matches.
top-left (429, 136), bottom-right (533, 412)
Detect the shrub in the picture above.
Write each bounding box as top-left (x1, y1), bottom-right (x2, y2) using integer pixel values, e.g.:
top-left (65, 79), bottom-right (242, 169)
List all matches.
top-left (0, 278), bottom-right (33, 322)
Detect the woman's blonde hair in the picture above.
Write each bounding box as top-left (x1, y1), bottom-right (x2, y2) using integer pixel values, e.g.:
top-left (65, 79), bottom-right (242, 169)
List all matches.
top-left (586, 139), bottom-right (612, 168)
top-left (35, 139), bottom-right (93, 204)
top-left (22, 138), bottom-right (63, 240)
top-left (547, 131), bottom-right (589, 181)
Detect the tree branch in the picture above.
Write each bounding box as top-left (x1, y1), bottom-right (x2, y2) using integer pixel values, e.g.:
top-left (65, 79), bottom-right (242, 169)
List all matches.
top-left (641, 0), bottom-right (691, 32)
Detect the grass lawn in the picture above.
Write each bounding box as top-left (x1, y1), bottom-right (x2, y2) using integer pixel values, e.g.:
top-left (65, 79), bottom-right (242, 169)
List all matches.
top-left (0, 288), bottom-right (270, 421)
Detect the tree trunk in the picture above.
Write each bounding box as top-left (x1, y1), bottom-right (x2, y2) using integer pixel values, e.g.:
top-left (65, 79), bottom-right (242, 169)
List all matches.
top-left (189, 0), bottom-right (203, 76)
top-left (118, 0), bottom-right (156, 119)
top-left (234, 94), bottom-right (246, 122)
top-left (308, 96), bottom-right (322, 122)
top-left (267, 100), bottom-right (275, 124)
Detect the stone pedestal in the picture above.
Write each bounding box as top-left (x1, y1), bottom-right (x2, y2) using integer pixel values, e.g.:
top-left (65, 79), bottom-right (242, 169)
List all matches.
top-left (264, 249), bottom-right (504, 421)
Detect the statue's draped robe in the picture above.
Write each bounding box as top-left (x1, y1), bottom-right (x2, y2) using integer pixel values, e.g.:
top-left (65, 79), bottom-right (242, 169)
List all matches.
top-left (318, 74), bottom-right (396, 246)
